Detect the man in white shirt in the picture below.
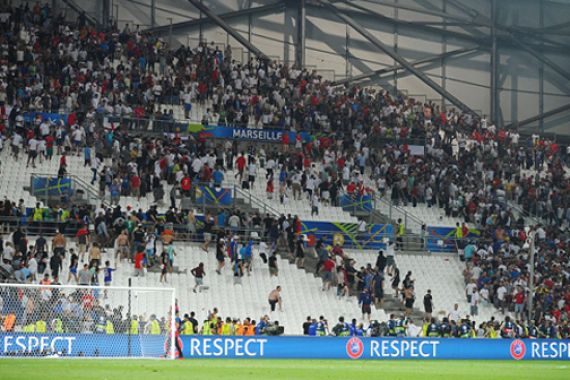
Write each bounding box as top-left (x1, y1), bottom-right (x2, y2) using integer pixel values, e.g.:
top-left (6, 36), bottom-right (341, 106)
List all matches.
top-left (27, 137), bottom-right (39, 168)
top-left (11, 132), bottom-right (22, 159)
top-left (465, 280), bottom-right (477, 303)
top-left (470, 289), bottom-right (479, 316)
top-left (448, 303), bottom-right (461, 323)
top-left (496, 282), bottom-right (507, 312)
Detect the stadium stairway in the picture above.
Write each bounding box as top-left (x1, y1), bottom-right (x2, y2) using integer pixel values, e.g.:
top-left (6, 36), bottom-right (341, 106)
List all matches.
top-left (13, 238), bottom-right (386, 335)
top-left (346, 249), bottom-right (498, 322)
top-left (225, 169), bottom-right (360, 224)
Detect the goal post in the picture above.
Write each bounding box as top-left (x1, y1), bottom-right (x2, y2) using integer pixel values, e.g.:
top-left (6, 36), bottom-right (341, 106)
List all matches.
top-left (0, 283), bottom-right (176, 359)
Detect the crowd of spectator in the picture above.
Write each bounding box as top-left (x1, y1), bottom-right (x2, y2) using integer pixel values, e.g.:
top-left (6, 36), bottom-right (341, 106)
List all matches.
top-left (0, 2), bottom-right (569, 336)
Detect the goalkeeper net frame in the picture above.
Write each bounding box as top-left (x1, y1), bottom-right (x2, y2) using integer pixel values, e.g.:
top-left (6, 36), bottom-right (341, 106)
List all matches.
top-left (0, 283), bottom-right (176, 359)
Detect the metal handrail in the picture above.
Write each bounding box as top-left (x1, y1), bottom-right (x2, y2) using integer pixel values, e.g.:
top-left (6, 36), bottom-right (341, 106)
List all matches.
top-left (372, 194), bottom-right (425, 234)
top-left (31, 172), bottom-right (106, 207)
top-left (233, 186), bottom-right (281, 217)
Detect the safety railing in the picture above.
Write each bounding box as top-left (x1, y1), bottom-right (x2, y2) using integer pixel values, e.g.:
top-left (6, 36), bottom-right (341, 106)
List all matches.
top-left (30, 173), bottom-right (104, 207)
top-left (372, 195), bottom-right (426, 235)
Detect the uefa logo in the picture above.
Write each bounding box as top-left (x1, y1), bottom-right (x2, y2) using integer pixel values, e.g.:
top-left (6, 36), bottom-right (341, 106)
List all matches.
top-left (346, 337), bottom-right (364, 360)
top-left (510, 339), bottom-right (526, 360)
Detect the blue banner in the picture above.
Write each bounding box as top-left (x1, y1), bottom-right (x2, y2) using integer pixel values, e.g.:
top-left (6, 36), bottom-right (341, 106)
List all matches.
top-left (195, 186), bottom-right (233, 206)
top-left (426, 226), bottom-right (481, 253)
top-left (190, 125), bottom-right (313, 144)
top-left (31, 177), bottom-right (73, 197)
top-left (301, 221), bottom-right (393, 250)
top-left (339, 195), bottom-right (373, 212)
top-left (0, 333), bottom-right (166, 357)
top-left (181, 336), bottom-right (570, 361)
top-left (23, 112), bottom-right (68, 124)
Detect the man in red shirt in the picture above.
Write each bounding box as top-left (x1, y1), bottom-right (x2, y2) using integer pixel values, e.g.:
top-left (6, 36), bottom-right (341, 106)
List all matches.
top-left (45, 134), bottom-right (54, 160)
top-left (235, 153), bottom-right (246, 182)
top-left (134, 249), bottom-right (145, 277)
top-left (514, 287), bottom-right (525, 320)
top-left (322, 257), bottom-right (335, 291)
top-left (181, 175), bottom-right (191, 197)
top-left (131, 175), bottom-right (141, 200)
top-left (76, 225), bottom-right (90, 262)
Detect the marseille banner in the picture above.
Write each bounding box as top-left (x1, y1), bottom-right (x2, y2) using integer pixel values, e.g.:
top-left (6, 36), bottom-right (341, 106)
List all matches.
top-left (31, 177), bottom-right (73, 196)
top-left (339, 195), bottom-right (373, 212)
top-left (195, 186), bottom-right (233, 206)
top-left (181, 336), bottom-right (570, 361)
top-left (301, 221), bottom-right (393, 250)
top-left (0, 333), bottom-right (165, 357)
top-left (189, 125), bottom-right (313, 144)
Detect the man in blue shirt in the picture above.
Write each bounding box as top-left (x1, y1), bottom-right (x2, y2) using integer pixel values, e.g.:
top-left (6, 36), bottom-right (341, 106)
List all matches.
top-left (463, 241), bottom-right (476, 261)
top-left (213, 167), bottom-right (224, 186)
top-left (359, 288), bottom-right (373, 323)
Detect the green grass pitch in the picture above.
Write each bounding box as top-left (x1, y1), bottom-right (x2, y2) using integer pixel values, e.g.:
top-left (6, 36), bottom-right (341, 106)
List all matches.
top-left (1, 359), bottom-right (570, 380)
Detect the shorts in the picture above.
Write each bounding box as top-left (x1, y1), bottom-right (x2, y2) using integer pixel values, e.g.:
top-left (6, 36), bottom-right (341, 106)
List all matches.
top-left (362, 304), bottom-right (371, 314)
top-left (195, 277), bottom-right (204, 286)
top-left (269, 267), bottom-right (278, 276)
top-left (324, 271), bottom-right (333, 282)
top-left (269, 299), bottom-right (277, 312)
top-left (184, 103), bottom-right (192, 112)
top-left (203, 233), bottom-right (212, 242)
top-left (29, 151), bottom-right (37, 158)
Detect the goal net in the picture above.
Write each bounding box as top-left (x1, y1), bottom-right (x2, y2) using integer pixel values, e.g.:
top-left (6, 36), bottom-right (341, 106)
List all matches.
top-left (0, 283), bottom-right (176, 359)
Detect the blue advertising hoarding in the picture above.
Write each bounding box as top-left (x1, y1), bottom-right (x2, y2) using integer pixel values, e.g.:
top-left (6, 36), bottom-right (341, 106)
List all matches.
top-left (339, 194), bottom-right (373, 212)
top-left (1, 333), bottom-right (569, 360)
top-left (181, 336), bottom-right (570, 361)
top-left (301, 221), bottom-right (393, 250)
top-left (23, 112), bottom-right (68, 124)
top-left (0, 333), bottom-right (165, 357)
top-left (31, 177), bottom-right (73, 196)
top-left (195, 186), bottom-right (233, 206)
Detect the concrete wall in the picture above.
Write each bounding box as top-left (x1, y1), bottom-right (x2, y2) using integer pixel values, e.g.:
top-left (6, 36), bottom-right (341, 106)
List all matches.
top-left (47, 0), bottom-right (570, 134)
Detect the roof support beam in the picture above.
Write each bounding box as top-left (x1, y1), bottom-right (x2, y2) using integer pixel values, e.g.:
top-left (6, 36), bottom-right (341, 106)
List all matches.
top-left (296, 0), bottom-right (306, 67)
top-left (320, 0), bottom-right (477, 115)
top-left (511, 38), bottom-right (570, 84)
top-left (61, 0), bottom-right (98, 26)
top-left (505, 103), bottom-right (570, 130)
top-left (332, 47), bottom-right (479, 86)
top-left (145, 2), bottom-right (285, 35)
top-left (186, 0), bottom-right (271, 61)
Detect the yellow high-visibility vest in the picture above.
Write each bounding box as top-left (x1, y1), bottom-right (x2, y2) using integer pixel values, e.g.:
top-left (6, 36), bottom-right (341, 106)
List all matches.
top-left (106, 321), bottom-right (115, 334)
top-left (130, 320), bottom-right (139, 335)
top-left (182, 322), bottom-right (195, 335)
top-left (35, 320), bottom-right (47, 333)
top-left (150, 320), bottom-right (161, 335)
top-left (221, 323), bottom-right (232, 336)
top-left (53, 318), bottom-right (64, 333)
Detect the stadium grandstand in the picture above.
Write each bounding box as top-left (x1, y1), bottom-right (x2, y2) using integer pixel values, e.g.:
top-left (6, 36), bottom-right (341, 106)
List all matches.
top-left (0, 0), bottom-right (569, 376)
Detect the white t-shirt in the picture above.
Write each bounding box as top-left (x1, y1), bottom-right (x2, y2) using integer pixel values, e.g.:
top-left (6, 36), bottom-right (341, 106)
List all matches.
top-left (497, 286), bottom-right (507, 301)
top-left (28, 138), bottom-right (39, 151)
top-left (448, 309), bottom-right (461, 322)
top-left (11, 134), bottom-right (23, 147)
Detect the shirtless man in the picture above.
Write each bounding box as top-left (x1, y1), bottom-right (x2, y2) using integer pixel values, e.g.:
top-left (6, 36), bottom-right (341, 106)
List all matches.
top-left (115, 230), bottom-right (130, 266)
